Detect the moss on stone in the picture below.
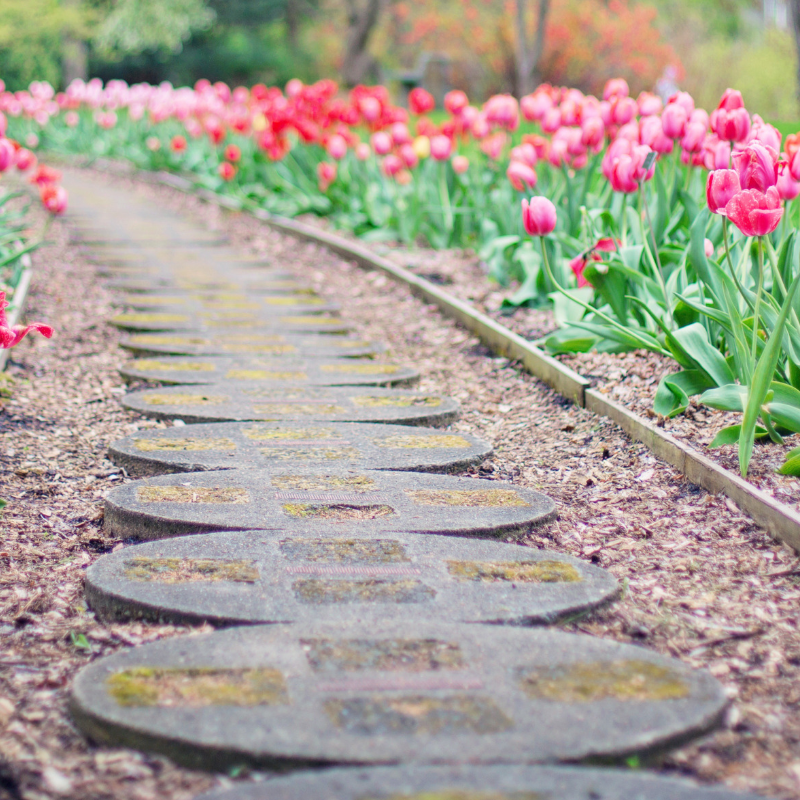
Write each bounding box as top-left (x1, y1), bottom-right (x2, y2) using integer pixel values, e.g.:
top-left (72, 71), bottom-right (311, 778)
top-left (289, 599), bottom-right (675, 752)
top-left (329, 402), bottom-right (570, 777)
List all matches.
top-left (282, 504), bottom-right (395, 521)
top-left (106, 667), bottom-right (288, 708)
top-left (131, 360), bottom-right (216, 372)
top-left (129, 335), bottom-right (209, 346)
top-left (222, 345), bottom-right (297, 354)
top-left (280, 538), bottom-right (409, 564)
top-left (133, 436), bottom-right (236, 452)
top-left (141, 393), bottom-right (227, 406)
top-left (293, 578), bottom-right (434, 604)
top-left (302, 638), bottom-right (464, 673)
top-left (406, 490), bottom-right (529, 508)
top-left (518, 660), bottom-right (690, 703)
top-left (136, 486), bottom-right (249, 504)
top-left (374, 435), bottom-right (471, 449)
top-left (122, 557), bottom-right (259, 583)
top-left (260, 446), bottom-right (360, 461)
top-left (253, 403), bottom-right (344, 415)
top-left (446, 560), bottom-right (581, 583)
top-left (352, 396), bottom-right (441, 408)
top-left (225, 370), bottom-right (308, 381)
top-left (113, 313), bottom-right (189, 324)
top-left (271, 474), bottom-right (376, 491)
top-left (243, 427), bottom-right (336, 440)
top-left (320, 364), bottom-right (400, 374)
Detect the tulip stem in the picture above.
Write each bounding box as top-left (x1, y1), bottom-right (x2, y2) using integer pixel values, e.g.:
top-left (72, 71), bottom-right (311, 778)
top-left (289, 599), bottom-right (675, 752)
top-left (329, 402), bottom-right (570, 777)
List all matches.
top-left (438, 162), bottom-right (453, 241)
top-left (751, 237), bottom-right (765, 363)
top-left (638, 183), bottom-right (672, 328)
top-left (722, 218), bottom-right (754, 314)
top-left (619, 193), bottom-right (628, 247)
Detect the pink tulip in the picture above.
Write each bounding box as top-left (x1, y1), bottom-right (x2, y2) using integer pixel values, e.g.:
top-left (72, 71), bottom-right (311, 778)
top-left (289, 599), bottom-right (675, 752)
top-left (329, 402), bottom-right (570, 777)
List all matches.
top-left (725, 187), bottom-right (783, 237)
top-left (451, 155), bottom-right (469, 174)
top-left (612, 96), bottom-right (637, 126)
top-left (749, 118), bottom-right (782, 152)
top-left (681, 121), bottom-right (706, 153)
top-left (0, 139), bottom-right (14, 171)
top-left (661, 103), bottom-right (687, 139)
top-left (355, 142), bottom-right (371, 161)
top-left (670, 91), bottom-right (695, 116)
top-left (732, 142), bottom-right (780, 192)
top-left (541, 107), bottom-right (561, 134)
top-left (0, 290), bottom-right (52, 348)
top-left (382, 153), bottom-right (403, 177)
top-left (371, 131), bottom-right (392, 155)
top-left (399, 143), bottom-right (418, 169)
top-left (65, 111), bottom-right (79, 127)
top-left (507, 161), bottom-right (538, 192)
top-left (218, 162), bottom-right (236, 181)
top-left (390, 122), bottom-right (411, 146)
top-left (704, 238), bottom-right (715, 258)
top-left (471, 113), bottom-right (490, 139)
top-left (637, 91), bottom-right (663, 117)
top-left (359, 97), bottom-right (381, 124)
top-left (706, 169), bottom-right (741, 214)
top-left (581, 116), bottom-right (605, 149)
top-left (317, 161), bottom-right (337, 191)
top-left (521, 92), bottom-right (551, 121)
top-left (713, 107), bottom-right (750, 143)
top-left (14, 148), bottom-right (35, 171)
top-left (522, 196), bottom-right (557, 236)
top-left (510, 143), bottom-right (537, 168)
top-left (717, 88), bottom-right (745, 111)
top-left (603, 78), bottom-right (629, 101)
top-left (409, 87), bottom-right (435, 115)
top-left (444, 90), bottom-right (469, 116)
top-left (639, 116), bottom-right (673, 154)
top-left (690, 109), bottom-right (710, 128)
top-left (40, 184), bottom-right (67, 214)
top-left (430, 134), bottom-right (453, 161)
top-left (326, 134), bottom-right (348, 160)
top-left (484, 94), bottom-right (519, 130)
top-left (777, 167), bottom-right (800, 200)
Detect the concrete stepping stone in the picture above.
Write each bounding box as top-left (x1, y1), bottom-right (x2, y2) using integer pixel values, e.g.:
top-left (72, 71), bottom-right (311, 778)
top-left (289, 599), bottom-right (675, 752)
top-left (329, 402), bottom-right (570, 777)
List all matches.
top-left (190, 764), bottom-right (768, 800)
top-left (109, 312), bottom-right (353, 335)
top-left (120, 385), bottom-right (458, 426)
top-left (119, 332), bottom-right (386, 359)
top-left (119, 356), bottom-right (419, 387)
top-left (108, 422), bottom-right (490, 476)
top-left (69, 621), bottom-right (727, 770)
top-left (85, 529), bottom-right (617, 626)
top-left (103, 468), bottom-right (554, 540)
top-left (118, 296), bottom-right (334, 314)
top-left (107, 277), bottom-right (306, 294)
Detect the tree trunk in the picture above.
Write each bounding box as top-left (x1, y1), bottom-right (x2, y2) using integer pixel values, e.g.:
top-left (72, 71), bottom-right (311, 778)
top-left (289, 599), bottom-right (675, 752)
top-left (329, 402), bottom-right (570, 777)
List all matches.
top-left (286, 0), bottom-right (299, 47)
top-left (341, 0), bottom-right (383, 87)
top-left (515, 0), bottom-right (551, 96)
top-left (790, 0), bottom-right (800, 103)
top-left (61, 0), bottom-right (88, 85)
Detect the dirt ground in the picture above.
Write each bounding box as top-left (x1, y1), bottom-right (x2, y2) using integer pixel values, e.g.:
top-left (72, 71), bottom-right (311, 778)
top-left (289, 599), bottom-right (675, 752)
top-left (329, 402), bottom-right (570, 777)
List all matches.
top-left (1, 168), bottom-right (799, 799)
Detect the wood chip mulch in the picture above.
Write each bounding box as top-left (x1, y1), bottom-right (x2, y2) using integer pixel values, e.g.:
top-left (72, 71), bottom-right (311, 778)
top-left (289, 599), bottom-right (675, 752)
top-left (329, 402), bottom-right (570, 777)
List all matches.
top-left (0, 167), bottom-right (799, 799)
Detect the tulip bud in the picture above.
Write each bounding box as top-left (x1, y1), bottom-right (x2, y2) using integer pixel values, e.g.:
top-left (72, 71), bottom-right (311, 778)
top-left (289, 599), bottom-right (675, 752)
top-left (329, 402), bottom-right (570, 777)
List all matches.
top-left (451, 155), bottom-right (469, 174)
top-left (371, 131), bottom-right (392, 155)
top-left (326, 134), bottom-right (348, 160)
top-left (704, 238), bottom-right (715, 258)
top-left (430, 134), bottom-right (452, 161)
top-left (521, 196), bottom-right (557, 236)
top-left (706, 169), bottom-right (741, 214)
top-left (355, 142), bottom-right (371, 161)
top-left (412, 135), bottom-right (431, 159)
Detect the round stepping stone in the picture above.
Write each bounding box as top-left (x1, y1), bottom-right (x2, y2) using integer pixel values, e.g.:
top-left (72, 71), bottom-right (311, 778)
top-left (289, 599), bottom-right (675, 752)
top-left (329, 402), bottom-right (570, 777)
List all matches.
top-left (190, 764), bottom-right (767, 800)
top-left (119, 332), bottom-right (385, 359)
top-left (120, 385), bottom-right (457, 426)
top-left (69, 621), bottom-right (727, 770)
top-left (107, 422), bottom-right (491, 476)
top-left (119, 356), bottom-right (419, 387)
top-left (85, 529), bottom-right (617, 626)
top-left (119, 295), bottom-right (331, 314)
top-left (109, 312), bottom-right (353, 335)
top-left (103, 468), bottom-right (554, 540)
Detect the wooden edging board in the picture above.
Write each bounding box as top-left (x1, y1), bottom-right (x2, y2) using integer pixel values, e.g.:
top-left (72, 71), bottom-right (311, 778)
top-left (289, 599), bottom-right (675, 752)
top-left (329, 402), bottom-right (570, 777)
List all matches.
top-left (84, 159), bottom-right (800, 552)
top-left (0, 267), bottom-right (32, 372)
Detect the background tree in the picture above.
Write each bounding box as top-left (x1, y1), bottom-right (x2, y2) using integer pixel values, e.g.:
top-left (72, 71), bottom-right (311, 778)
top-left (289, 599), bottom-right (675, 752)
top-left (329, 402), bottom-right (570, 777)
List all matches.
top-left (515, 0), bottom-right (550, 96)
top-left (341, 0), bottom-right (385, 86)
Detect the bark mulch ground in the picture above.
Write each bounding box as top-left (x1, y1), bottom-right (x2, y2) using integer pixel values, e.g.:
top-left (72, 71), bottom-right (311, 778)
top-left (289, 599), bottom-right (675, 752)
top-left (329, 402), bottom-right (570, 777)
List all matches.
top-left (0, 168), bottom-right (799, 799)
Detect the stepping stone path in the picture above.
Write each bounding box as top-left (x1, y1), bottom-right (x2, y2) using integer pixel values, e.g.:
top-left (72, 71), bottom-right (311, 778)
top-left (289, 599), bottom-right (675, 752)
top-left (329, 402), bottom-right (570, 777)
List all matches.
top-left (69, 622), bottom-right (727, 771)
top-left (107, 422), bottom-right (492, 476)
top-left (118, 355), bottom-right (420, 387)
top-left (190, 764), bottom-right (767, 800)
top-left (120, 331), bottom-right (385, 358)
top-left (120, 385), bottom-right (460, 425)
top-left (60, 171), bottom-right (752, 799)
top-left (85, 529), bottom-right (618, 626)
top-left (103, 468), bottom-right (557, 540)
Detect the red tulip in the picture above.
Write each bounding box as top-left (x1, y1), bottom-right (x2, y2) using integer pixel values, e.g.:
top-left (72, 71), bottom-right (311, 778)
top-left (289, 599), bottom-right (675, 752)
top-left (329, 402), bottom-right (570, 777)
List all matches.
top-left (218, 162), bottom-right (237, 181)
top-left (40, 184), bottom-right (67, 214)
top-left (29, 164), bottom-right (60, 186)
top-left (706, 169), bottom-right (741, 214)
top-left (732, 142), bottom-right (780, 192)
top-left (224, 143), bottom-right (241, 163)
top-left (570, 237), bottom-right (618, 288)
top-left (725, 187), bottom-right (783, 237)
top-left (171, 135), bottom-right (187, 152)
top-left (317, 161), bottom-right (337, 191)
top-left (0, 291), bottom-right (52, 349)
top-left (444, 90), bottom-right (468, 116)
top-left (789, 149), bottom-right (800, 181)
top-left (409, 87), bottom-right (435, 115)
top-left (522, 197), bottom-right (557, 236)
top-left (507, 161), bottom-right (537, 192)
top-left (15, 148), bottom-right (35, 171)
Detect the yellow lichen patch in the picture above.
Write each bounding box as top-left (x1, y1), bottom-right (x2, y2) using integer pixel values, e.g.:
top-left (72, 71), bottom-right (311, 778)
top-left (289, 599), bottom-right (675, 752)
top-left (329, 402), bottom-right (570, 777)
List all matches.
top-left (123, 557), bottom-right (258, 583)
top-left (129, 335), bottom-right (209, 346)
top-left (375, 435), bottom-right (471, 449)
top-left (282, 504), bottom-right (395, 521)
top-left (106, 667), bottom-right (288, 708)
top-left (253, 404), bottom-right (344, 415)
top-left (519, 660), bottom-right (690, 703)
top-left (281, 316), bottom-right (344, 325)
top-left (294, 578), bottom-right (433, 604)
top-left (218, 334), bottom-right (286, 343)
top-left (136, 486), bottom-right (249, 504)
top-left (263, 296), bottom-right (325, 305)
top-left (199, 301), bottom-right (260, 310)
top-left (225, 370), bottom-right (308, 381)
top-left (131, 360), bottom-right (216, 372)
top-left (260, 447), bottom-right (360, 461)
top-left (280, 538), bottom-right (409, 563)
top-left (328, 340), bottom-right (370, 347)
top-left (302, 638), bottom-right (464, 673)
top-left (222, 345), bottom-right (297, 354)
top-left (128, 296), bottom-right (184, 306)
top-left (320, 364), bottom-right (400, 375)
top-left (243, 427), bottom-right (336, 440)
top-left (133, 437), bottom-right (236, 452)
top-left (351, 396), bottom-right (441, 408)
top-left (140, 394), bottom-right (227, 406)
top-left (271, 474), bottom-right (375, 491)
top-left (446, 561), bottom-right (581, 583)
top-left (325, 695), bottom-right (512, 734)
top-left (406, 490), bottom-right (529, 508)
top-left (113, 313), bottom-right (190, 324)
